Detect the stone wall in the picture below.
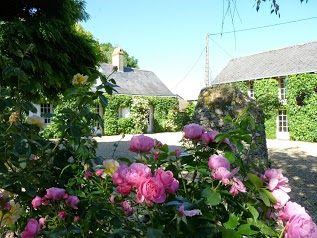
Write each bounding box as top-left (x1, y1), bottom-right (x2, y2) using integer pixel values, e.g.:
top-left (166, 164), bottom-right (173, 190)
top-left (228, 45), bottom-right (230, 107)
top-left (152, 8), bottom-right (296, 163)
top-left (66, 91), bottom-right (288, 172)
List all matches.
top-left (192, 85), bottom-right (268, 162)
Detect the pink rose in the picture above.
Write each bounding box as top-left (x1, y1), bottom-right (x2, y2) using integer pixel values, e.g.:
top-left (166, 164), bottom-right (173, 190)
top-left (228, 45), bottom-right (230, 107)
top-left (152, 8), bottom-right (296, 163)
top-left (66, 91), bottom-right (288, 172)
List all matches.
top-left (109, 195), bottom-right (116, 204)
top-left (123, 163), bottom-right (151, 188)
top-left (39, 217), bottom-right (45, 226)
top-left (175, 149), bottom-right (181, 157)
top-left (45, 187), bottom-right (65, 200)
top-left (284, 213), bottom-right (317, 238)
top-left (22, 219), bottom-right (40, 237)
top-left (155, 169), bottom-right (179, 194)
top-left (21, 231), bottom-right (34, 238)
top-left (66, 195), bottom-right (79, 209)
top-left (95, 169), bottom-right (103, 176)
top-left (213, 167), bottom-right (232, 185)
top-left (153, 153), bottom-right (159, 160)
top-left (112, 164), bottom-right (129, 186)
top-left (183, 123), bottom-right (205, 140)
top-left (264, 169), bottom-right (291, 193)
top-left (31, 196), bottom-right (42, 209)
top-left (129, 135), bottom-right (155, 152)
top-left (208, 155), bottom-right (230, 171)
top-left (229, 177), bottom-right (247, 196)
top-left (137, 177), bottom-right (166, 205)
top-left (271, 189), bottom-right (290, 209)
top-left (74, 216), bottom-right (80, 222)
top-left (201, 130), bottom-right (219, 144)
top-left (84, 171), bottom-right (93, 180)
top-left (178, 204), bottom-right (201, 217)
top-left (58, 211), bottom-right (67, 219)
top-left (116, 184), bottom-right (132, 195)
top-left (121, 201), bottom-right (133, 216)
top-left (279, 201), bottom-right (307, 221)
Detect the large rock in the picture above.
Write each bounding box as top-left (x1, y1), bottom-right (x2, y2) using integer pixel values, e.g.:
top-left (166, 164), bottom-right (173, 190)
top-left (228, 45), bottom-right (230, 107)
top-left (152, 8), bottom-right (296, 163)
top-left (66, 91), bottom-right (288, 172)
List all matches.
top-left (192, 86), bottom-right (268, 162)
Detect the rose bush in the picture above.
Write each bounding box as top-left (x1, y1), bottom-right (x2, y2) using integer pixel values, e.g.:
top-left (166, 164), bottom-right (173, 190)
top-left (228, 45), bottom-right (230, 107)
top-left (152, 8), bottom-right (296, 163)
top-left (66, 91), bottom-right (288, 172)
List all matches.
top-left (0, 58), bottom-right (316, 237)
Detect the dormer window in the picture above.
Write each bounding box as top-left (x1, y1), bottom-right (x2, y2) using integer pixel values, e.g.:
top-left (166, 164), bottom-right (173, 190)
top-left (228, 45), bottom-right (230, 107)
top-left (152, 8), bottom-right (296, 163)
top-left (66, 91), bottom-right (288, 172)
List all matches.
top-left (248, 81), bottom-right (254, 99)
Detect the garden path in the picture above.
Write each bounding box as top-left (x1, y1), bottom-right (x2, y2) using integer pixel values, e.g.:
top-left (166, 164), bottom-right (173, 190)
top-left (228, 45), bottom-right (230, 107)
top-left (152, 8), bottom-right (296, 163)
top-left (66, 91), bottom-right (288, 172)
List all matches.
top-left (95, 133), bottom-right (317, 223)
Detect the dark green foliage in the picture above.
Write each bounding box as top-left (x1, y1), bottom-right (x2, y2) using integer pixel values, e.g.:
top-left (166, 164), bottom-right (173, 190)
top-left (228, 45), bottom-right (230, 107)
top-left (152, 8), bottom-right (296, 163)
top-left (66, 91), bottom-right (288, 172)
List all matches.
top-left (0, 0), bottom-right (102, 103)
top-left (287, 73), bottom-right (317, 142)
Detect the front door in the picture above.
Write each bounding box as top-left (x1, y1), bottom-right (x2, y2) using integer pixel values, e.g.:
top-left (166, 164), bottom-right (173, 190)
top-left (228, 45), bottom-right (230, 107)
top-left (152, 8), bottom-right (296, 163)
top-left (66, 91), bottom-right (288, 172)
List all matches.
top-left (276, 109), bottom-right (289, 140)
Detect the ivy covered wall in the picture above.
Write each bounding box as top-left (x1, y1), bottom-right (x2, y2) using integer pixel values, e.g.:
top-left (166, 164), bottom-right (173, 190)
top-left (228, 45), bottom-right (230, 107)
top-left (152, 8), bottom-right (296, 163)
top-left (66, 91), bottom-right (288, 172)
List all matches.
top-left (103, 95), bottom-right (182, 135)
top-left (287, 73), bottom-right (317, 142)
top-left (226, 73), bottom-right (317, 142)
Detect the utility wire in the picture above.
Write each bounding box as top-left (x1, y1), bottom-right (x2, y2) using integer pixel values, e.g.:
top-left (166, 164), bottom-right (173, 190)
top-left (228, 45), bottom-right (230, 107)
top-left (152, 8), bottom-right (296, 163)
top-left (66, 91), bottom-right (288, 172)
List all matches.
top-left (209, 16), bottom-right (317, 36)
top-left (172, 46), bottom-right (206, 90)
top-left (208, 36), bottom-right (233, 58)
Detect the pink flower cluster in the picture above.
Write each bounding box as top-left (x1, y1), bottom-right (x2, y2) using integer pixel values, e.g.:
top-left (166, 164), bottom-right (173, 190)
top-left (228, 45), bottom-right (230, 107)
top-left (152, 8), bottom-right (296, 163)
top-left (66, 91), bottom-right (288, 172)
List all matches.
top-left (113, 163), bottom-right (179, 206)
top-left (183, 123), bottom-right (236, 152)
top-left (32, 187), bottom-right (79, 210)
top-left (279, 202), bottom-right (317, 238)
top-left (263, 169), bottom-right (291, 209)
top-left (21, 218), bottom-right (45, 238)
top-left (208, 154), bottom-right (246, 196)
top-left (129, 135), bottom-right (155, 152)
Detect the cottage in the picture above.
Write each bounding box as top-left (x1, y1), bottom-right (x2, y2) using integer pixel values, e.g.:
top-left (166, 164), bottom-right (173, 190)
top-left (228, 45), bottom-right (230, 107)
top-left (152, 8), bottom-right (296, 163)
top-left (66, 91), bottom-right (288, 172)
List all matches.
top-left (212, 41), bottom-right (317, 140)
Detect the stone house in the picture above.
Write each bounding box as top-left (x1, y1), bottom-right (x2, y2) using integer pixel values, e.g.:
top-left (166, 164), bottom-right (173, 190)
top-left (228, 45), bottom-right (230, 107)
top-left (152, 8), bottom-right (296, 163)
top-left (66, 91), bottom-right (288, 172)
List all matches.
top-left (31, 48), bottom-right (175, 134)
top-left (212, 41), bottom-right (317, 140)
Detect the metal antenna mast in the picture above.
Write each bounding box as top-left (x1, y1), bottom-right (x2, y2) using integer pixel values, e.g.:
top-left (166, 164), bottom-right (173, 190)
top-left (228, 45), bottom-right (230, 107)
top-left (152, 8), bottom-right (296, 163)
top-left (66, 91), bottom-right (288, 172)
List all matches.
top-left (205, 33), bottom-right (210, 87)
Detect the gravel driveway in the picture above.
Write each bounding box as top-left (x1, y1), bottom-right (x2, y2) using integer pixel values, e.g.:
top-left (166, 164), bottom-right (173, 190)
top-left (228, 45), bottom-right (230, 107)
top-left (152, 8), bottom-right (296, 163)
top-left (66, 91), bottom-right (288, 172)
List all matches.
top-left (95, 132), bottom-right (317, 222)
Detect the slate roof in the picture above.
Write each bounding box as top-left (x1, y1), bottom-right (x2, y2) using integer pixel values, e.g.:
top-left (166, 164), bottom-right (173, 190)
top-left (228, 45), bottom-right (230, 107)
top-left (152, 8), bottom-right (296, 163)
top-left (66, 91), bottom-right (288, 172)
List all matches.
top-left (212, 41), bottom-right (317, 85)
top-left (97, 63), bottom-right (175, 97)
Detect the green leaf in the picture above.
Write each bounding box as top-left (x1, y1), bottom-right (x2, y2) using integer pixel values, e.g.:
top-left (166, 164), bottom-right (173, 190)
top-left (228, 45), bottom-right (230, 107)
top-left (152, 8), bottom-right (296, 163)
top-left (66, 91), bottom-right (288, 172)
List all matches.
top-left (99, 94), bottom-right (108, 106)
top-left (0, 162), bottom-right (8, 173)
top-left (247, 173), bottom-right (263, 190)
top-left (147, 228), bottom-right (165, 238)
top-left (47, 226), bottom-right (68, 238)
top-left (68, 225), bottom-right (81, 234)
top-left (247, 116), bottom-right (256, 130)
top-left (215, 133), bottom-right (230, 143)
top-left (160, 144), bottom-right (169, 153)
top-left (223, 213), bottom-right (239, 229)
top-left (222, 228), bottom-right (243, 238)
top-left (259, 189), bottom-right (270, 206)
top-left (259, 188), bottom-right (277, 204)
top-left (238, 224), bottom-right (259, 235)
top-left (201, 188), bottom-right (221, 206)
top-left (224, 152), bottom-right (236, 163)
top-left (248, 205), bottom-right (259, 220)
top-left (260, 224), bottom-right (277, 236)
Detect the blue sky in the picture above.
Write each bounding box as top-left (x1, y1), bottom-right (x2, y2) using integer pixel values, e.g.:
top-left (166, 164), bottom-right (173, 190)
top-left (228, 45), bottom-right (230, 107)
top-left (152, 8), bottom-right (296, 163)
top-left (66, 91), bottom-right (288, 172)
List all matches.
top-left (81, 0), bottom-right (317, 100)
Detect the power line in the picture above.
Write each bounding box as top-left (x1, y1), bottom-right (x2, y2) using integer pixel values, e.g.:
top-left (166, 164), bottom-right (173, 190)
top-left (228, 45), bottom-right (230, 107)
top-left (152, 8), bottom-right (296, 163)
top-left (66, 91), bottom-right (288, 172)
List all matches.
top-left (208, 36), bottom-right (233, 58)
top-left (209, 16), bottom-right (317, 36)
top-left (171, 46), bottom-right (206, 90)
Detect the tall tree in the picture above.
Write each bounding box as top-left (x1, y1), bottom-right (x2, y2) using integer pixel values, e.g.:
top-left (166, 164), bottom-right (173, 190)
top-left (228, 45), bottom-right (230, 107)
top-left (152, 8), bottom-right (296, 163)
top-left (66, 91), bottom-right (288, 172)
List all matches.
top-left (0, 0), bottom-right (103, 103)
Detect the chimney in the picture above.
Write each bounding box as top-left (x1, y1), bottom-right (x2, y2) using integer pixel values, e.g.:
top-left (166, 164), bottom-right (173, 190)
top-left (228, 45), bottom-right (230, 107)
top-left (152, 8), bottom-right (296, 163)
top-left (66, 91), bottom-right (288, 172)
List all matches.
top-left (112, 47), bottom-right (124, 72)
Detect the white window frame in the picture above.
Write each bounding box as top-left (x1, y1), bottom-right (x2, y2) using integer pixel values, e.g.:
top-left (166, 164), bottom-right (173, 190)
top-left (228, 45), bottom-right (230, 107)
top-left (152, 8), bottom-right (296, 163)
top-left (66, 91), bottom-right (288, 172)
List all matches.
top-left (40, 103), bottom-right (53, 125)
top-left (277, 109), bottom-right (289, 133)
top-left (278, 77), bottom-right (287, 103)
top-left (248, 81), bottom-right (255, 99)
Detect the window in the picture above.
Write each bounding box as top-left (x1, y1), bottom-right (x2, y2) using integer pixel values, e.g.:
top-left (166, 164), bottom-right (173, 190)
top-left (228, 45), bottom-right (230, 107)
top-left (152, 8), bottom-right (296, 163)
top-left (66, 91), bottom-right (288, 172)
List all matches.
top-left (118, 107), bottom-right (130, 118)
top-left (278, 110), bottom-right (289, 133)
top-left (248, 81), bottom-right (254, 98)
top-left (278, 77), bottom-right (287, 101)
top-left (40, 103), bottom-right (53, 125)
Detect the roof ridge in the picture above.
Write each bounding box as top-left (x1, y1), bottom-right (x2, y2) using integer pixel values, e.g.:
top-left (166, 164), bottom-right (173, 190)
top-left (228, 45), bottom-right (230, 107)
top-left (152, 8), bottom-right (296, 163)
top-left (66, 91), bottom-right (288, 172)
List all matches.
top-left (231, 40), bottom-right (317, 61)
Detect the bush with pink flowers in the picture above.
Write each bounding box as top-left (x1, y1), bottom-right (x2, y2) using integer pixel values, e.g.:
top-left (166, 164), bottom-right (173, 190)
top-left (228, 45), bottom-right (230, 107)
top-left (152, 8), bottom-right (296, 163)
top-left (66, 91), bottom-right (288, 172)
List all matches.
top-left (0, 63), bottom-right (316, 237)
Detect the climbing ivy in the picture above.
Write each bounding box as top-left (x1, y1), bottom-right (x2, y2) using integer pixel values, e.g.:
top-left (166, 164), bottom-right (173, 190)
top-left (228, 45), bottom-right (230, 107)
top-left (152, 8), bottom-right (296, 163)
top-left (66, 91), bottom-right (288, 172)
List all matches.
top-left (227, 73), bottom-right (317, 142)
top-left (103, 95), bottom-right (182, 135)
top-left (286, 73), bottom-right (317, 142)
